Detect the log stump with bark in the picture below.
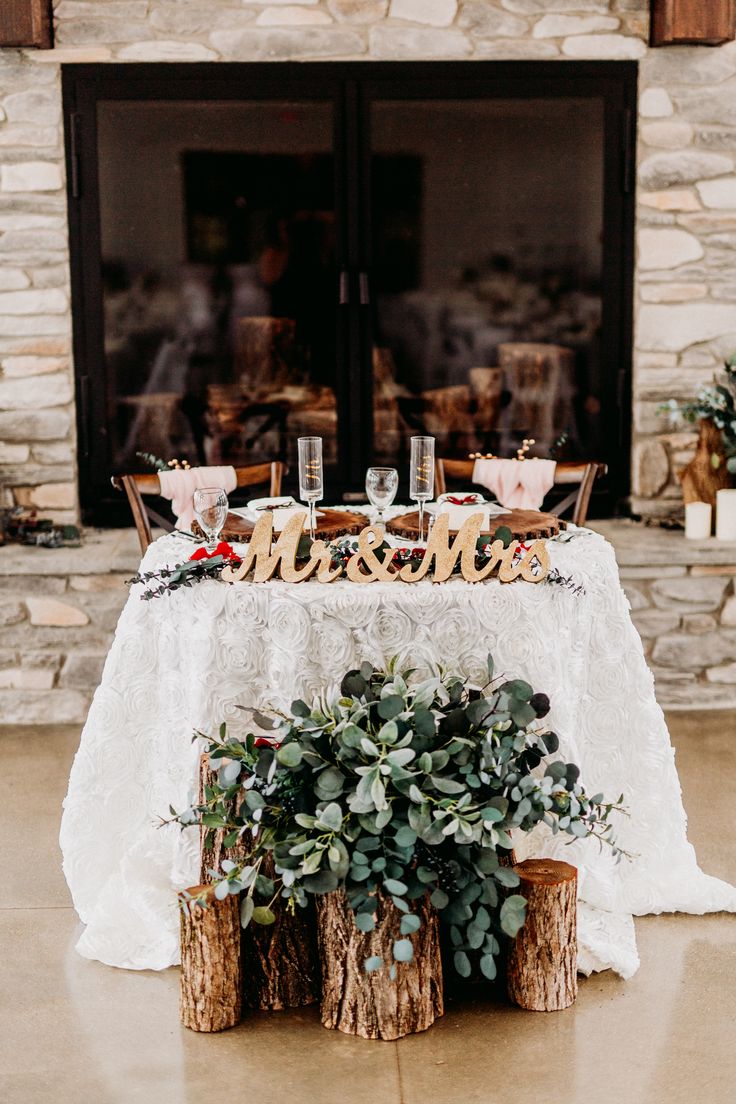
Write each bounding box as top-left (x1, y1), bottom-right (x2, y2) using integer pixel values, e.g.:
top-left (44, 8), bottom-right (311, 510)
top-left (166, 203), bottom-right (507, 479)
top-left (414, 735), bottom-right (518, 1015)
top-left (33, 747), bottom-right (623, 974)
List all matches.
top-left (242, 851), bottom-right (319, 1011)
top-left (197, 755), bottom-right (319, 1010)
top-left (198, 753), bottom-right (250, 885)
top-left (179, 885), bottom-right (243, 1032)
top-left (316, 889), bottom-right (443, 1040)
top-left (507, 858), bottom-right (578, 1012)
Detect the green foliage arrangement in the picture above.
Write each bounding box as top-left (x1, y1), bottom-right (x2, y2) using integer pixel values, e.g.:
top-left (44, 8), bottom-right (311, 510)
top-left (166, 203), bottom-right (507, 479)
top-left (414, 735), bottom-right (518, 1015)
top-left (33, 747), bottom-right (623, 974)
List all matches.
top-left (172, 656), bottom-right (623, 981)
top-left (663, 353), bottom-right (736, 475)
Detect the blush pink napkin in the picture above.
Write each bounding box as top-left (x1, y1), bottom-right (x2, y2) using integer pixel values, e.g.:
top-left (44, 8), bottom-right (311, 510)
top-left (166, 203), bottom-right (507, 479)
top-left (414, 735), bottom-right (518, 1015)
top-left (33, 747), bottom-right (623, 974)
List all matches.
top-left (472, 458), bottom-right (556, 510)
top-left (158, 466), bottom-right (237, 531)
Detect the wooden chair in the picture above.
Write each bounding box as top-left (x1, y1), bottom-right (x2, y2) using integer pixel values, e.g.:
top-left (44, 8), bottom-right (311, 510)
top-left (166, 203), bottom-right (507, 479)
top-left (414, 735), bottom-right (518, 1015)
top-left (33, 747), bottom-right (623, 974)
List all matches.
top-left (434, 458), bottom-right (607, 527)
top-left (112, 461), bottom-right (285, 555)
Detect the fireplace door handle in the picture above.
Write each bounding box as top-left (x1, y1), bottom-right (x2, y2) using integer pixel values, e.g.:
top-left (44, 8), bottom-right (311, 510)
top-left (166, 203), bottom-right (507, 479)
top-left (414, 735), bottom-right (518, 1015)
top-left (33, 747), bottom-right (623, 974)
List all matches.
top-left (339, 270), bottom-right (349, 305)
top-left (359, 271), bottom-right (370, 306)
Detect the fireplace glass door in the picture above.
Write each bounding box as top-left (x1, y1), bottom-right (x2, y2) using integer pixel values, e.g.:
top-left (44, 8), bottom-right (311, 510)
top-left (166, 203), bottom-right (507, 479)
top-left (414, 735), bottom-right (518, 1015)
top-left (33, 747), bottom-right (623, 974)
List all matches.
top-left (97, 99), bottom-right (339, 482)
top-left (368, 98), bottom-right (605, 469)
top-left (64, 64), bottom-right (635, 522)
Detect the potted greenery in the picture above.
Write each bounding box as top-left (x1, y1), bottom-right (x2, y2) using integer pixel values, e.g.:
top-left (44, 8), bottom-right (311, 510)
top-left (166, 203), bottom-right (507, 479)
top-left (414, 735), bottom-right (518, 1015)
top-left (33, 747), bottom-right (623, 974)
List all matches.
top-left (663, 353), bottom-right (736, 509)
top-left (174, 655), bottom-right (623, 1039)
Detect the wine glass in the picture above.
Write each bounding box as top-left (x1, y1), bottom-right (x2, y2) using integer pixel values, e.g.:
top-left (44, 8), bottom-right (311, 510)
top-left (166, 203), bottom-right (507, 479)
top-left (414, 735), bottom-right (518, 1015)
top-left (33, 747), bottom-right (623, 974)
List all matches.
top-left (365, 467), bottom-right (398, 524)
top-left (410, 436), bottom-right (435, 542)
top-left (298, 436), bottom-right (324, 540)
top-left (193, 487), bottom-right (229, 551)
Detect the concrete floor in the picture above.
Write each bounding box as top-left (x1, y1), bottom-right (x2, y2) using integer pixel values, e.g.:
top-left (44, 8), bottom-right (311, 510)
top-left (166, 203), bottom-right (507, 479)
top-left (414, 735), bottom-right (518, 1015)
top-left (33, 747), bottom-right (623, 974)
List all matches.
top-left (2, 715), bottom-right (736, 1104)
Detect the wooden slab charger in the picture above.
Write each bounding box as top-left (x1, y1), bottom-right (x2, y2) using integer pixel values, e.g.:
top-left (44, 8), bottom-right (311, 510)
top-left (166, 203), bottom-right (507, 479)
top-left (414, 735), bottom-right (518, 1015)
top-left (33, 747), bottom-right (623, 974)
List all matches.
top-left (218, 507), bottom-right (367, 543)
top-left (387, 508), bottom-right (563, 542)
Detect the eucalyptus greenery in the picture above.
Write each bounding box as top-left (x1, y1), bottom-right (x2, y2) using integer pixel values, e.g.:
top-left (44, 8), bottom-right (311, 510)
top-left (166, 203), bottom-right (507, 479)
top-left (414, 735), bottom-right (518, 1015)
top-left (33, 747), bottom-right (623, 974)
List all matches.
top-left (171, 657), bottom-right (623, 981)
top-left (662, 353), bottom-right (736, 475)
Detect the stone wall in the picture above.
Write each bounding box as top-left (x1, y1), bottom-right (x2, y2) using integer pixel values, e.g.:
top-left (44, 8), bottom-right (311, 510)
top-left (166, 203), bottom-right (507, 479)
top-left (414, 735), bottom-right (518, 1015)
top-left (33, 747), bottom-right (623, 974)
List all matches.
top-left (0, 528), bottom-right (139, 724)
top-left (0, 2), bottom-right (736, 520)
top-left (594, 520), bottom-right (736, 707)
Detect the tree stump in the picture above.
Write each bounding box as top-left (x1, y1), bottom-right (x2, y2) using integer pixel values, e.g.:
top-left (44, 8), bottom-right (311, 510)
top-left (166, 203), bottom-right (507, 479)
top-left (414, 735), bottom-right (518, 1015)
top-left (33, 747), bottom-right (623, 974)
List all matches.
top-left (179, 884), bottom-right (242, 1032)
top-left (316, 889), bottom-right (443, 1040)
top-left (507, 858), bottom-right (578, 1012)
top-left (197, 755), bottom-right (319, 1010)
top-left (198, 753), bottom-right (250, 885)
top-left (242, 851), bottom-right (319, 1011)
top-left (679, 417), bottom-right (731, 510)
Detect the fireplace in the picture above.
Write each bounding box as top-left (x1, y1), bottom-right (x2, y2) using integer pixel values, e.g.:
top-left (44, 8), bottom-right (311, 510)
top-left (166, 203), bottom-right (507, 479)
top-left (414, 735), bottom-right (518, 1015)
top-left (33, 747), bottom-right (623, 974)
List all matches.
top-left (63, 62), bottom-right (635, 523)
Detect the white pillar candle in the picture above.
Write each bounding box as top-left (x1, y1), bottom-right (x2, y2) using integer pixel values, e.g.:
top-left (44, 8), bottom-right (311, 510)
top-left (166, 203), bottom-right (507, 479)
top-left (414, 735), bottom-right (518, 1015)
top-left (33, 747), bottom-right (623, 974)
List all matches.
top-left (716, 489), bottom-right (736, 541)
top-left (685, 501), bottom-right (712, 540)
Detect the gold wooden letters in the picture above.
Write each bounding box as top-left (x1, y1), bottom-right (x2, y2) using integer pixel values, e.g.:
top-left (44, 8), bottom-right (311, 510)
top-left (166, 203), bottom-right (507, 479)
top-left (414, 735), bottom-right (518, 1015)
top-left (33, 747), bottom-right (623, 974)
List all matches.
top-left (220, 511), bottom-right (550, 586)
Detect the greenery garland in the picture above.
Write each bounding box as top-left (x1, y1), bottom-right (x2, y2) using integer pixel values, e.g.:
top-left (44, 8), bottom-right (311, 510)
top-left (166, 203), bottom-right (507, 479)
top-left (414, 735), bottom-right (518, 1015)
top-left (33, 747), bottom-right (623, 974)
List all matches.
top-left (170, 656), bottom-right (623, 981)
top-left (130, 531), bottom-right (585, 600)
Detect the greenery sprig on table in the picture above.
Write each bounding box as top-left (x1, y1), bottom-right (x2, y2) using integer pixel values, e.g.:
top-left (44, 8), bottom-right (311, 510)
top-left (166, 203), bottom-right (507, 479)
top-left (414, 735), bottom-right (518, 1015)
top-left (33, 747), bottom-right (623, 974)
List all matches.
top-left (130, 530), bottom-right (585, 600)
top-left (171, 656), bottom-right (623, 981)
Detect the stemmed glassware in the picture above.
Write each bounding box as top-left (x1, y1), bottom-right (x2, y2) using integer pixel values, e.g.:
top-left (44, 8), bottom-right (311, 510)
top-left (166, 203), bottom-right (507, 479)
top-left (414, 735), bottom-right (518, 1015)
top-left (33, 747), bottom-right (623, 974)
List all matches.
top-left (192, 487), bottom-right (229, 551)
top-left (298, 436), bottom-right (324, 540)
top-left (410, 436), bottom-right (435, 542)
top-left (365, 467), bottom-right (399, 525)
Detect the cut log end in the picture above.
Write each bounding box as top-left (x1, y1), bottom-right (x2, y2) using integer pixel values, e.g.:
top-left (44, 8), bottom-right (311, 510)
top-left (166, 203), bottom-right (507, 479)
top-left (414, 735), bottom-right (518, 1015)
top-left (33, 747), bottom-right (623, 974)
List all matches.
top-left (179, 884), bottom-right (243, 1032)
top-left (507, 858), bottom-right (578, 1013)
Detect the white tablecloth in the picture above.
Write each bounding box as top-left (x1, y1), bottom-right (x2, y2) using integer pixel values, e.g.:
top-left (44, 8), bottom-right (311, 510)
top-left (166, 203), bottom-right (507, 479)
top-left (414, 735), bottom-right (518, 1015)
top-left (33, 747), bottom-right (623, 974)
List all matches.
top-left (60, 517), bottom-right (736, 975)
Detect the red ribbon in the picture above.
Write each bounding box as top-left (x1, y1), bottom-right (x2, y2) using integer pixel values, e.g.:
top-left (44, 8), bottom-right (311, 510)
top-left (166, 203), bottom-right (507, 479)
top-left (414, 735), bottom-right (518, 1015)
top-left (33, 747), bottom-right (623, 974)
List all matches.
top-left (445, 495), bottom-right (482, 506)
top-left (189, 541), bottom-right (241, 563)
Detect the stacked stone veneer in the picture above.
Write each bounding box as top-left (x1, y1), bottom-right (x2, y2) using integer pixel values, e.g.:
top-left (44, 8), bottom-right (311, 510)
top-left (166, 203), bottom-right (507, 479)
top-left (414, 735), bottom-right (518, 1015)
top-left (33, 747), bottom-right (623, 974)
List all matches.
top-left (625, 566), bottom-right (736, 707)
top-left (0, 529), bottom-right (139, 724)
top-left (0, 2), bottom-right (735, 521)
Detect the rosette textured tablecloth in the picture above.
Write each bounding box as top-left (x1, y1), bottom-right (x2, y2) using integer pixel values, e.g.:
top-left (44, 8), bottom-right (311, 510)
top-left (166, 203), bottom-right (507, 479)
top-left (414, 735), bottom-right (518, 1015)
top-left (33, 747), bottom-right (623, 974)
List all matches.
top-left (60, 524), bottom-right (736, 975)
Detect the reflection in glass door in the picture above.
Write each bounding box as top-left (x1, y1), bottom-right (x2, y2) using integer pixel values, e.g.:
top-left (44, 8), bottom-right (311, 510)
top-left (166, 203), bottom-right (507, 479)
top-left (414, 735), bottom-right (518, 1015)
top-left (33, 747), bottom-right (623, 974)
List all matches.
top-left (66, 64), bottom-right (634, 521)
top-left (369, 98), bottom-right (605, 472)
top-left (97, 99), bottom-right (337, 486)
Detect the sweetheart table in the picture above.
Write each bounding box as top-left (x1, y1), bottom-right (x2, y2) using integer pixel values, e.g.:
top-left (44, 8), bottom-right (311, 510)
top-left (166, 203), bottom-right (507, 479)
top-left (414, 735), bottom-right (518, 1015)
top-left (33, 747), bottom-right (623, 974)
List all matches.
top-left (60, 512), bottom-right (736, 976)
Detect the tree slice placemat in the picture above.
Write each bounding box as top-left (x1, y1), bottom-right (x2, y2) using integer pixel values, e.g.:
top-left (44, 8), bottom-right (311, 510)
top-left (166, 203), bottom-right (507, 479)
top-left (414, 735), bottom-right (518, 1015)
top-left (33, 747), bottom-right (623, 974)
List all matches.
top-left (387, 509), bottom-right (563, 542)
top-left (217, 508), bottom-right (368, 543)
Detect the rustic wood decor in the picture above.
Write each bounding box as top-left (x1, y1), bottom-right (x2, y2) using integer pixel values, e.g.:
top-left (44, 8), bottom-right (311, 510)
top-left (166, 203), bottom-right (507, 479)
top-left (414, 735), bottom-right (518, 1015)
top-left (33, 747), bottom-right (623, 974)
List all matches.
top-left (316, 889), bottom-right (443, 1040)
top-left (242, 856), bottom-right (319, 1012)
top-left (220, 512), bottom-right (551, 586)
top-left (387, 508), bottom-right (562, 542)
top-left (218, 507), bottom-right (366, 544)
top-left (678, 418), bottom-right (731, 509)
top-left (651, 0), bottom-right (735, 45)
top-left (197, 756), bottom-right (317, 1010)
top-left (507, 859), bottom-right (578, 1013)
top-left (179, 884), bottom-right (242, 1032)
top-left (198, 753), bottom-right (249, 885)
top-left (0, 0), bottom-right (52, 47)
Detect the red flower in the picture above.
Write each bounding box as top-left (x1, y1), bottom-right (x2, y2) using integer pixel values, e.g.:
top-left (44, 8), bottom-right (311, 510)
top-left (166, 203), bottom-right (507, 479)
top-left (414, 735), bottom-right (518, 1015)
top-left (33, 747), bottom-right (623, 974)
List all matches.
top-left (189, 541), bottom-right (241, 563)
top-left (254, 737), bottom-right (280, 748)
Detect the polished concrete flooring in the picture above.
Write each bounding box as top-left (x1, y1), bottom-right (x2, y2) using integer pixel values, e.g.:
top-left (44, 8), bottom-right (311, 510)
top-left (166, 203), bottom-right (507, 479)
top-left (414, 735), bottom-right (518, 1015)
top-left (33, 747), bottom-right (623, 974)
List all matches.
top-left (2, 715), bottom-right (736, 1104)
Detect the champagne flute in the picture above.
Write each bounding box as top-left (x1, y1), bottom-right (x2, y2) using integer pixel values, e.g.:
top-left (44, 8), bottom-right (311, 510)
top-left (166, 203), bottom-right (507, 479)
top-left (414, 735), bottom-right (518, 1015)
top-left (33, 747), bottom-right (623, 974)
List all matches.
top-left (192, 487), bottom-right (229, 551)
top-left (410, 436), bottom-right (435, 542)
top-left (365, 466), bottom-right (399, 524)
top-left (298, 436), bottom-right (323, 541)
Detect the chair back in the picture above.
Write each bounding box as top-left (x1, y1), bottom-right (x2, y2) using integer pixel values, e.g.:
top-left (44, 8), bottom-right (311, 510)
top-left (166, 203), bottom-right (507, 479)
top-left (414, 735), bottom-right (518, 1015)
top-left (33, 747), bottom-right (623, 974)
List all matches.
top-left (112, 461), bottom-right (285, 555)
top-left (434, 458), bottom-right (606, 528)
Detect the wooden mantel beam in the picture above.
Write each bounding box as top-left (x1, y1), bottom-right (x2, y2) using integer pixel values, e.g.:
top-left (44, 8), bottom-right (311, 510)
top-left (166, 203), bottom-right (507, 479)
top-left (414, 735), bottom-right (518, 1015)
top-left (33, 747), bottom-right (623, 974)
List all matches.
top-left (0, 0), bottom-right (53, 49)
top-left (651, 0), bottom-right (735, 46)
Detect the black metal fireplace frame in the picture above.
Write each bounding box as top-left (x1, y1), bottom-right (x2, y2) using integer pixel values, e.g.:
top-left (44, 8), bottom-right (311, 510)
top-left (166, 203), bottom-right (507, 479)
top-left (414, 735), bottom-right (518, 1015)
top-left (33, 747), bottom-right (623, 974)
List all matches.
top-left (62, 61), bottom-right (637, 524)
